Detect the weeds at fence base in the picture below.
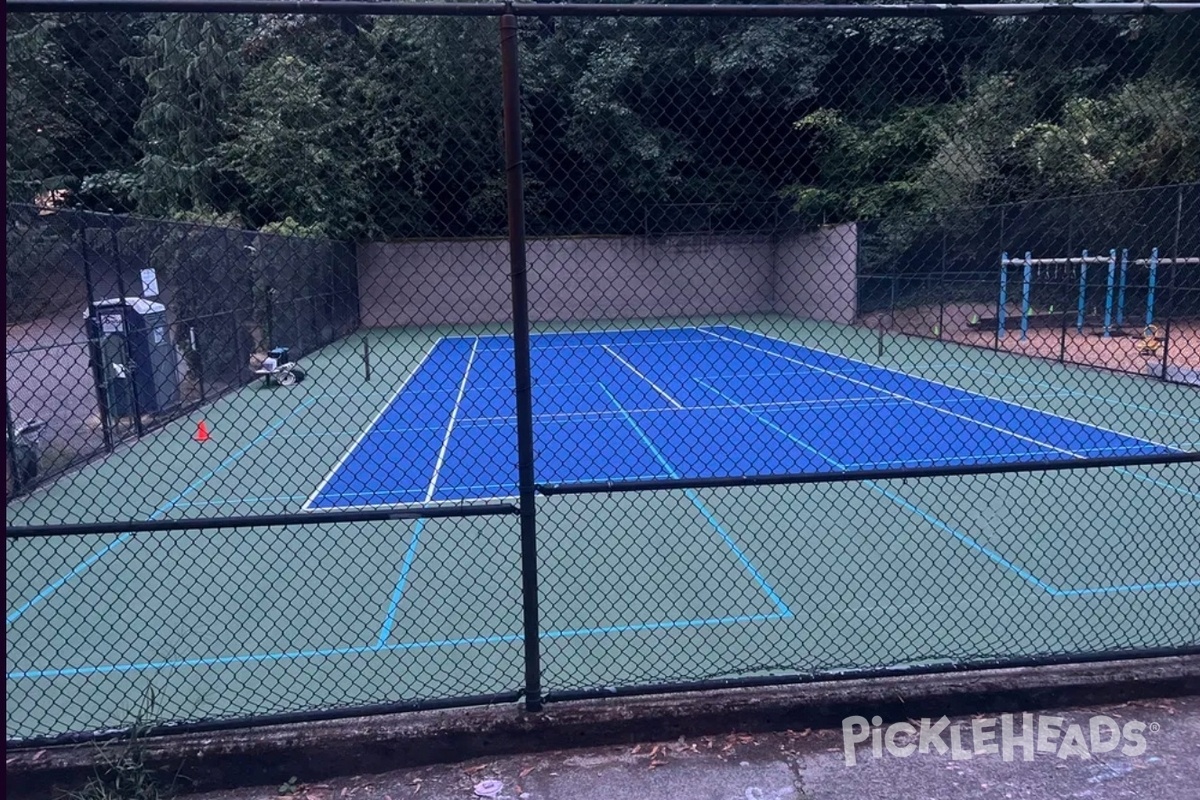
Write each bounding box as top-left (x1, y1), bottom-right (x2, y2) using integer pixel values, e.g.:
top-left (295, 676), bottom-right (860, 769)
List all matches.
top-left (62, 692), bottom-right (188, 800)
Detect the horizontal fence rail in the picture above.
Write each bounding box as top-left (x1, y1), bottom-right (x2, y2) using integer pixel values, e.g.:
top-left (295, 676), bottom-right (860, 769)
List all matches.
top-left (5, 504), bottom-right (520, 540)
top-left (536, 451), bottom-right (1200, 495)
top-left (8, 1), bottom-right (1200, 15)
top-left (7, 1), bottom-right (1199, 746)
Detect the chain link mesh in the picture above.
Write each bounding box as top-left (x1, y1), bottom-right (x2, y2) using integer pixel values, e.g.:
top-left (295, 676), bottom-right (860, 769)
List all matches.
top-left (6, 3), bottom-right (1199, 744)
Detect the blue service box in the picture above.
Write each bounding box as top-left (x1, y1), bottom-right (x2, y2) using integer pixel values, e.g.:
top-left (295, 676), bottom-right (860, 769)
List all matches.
top-left (84, 298), bottom-right (181, 418)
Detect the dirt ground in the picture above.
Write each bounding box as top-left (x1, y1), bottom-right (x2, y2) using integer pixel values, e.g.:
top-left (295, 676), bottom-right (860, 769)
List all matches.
top-left (861, 301), bottom-right (1200, 378)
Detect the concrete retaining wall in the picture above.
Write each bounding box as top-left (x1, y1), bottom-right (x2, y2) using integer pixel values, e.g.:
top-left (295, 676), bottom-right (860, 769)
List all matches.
top-left (358, 225), bottom-right (857, 328)
top-left (774, 222), bottom-right (858, 325)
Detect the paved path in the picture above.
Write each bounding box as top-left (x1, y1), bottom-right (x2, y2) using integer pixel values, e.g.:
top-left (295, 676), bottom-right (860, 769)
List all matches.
top-left (189, 694), bottom-right (1199, 800)
top-left (5, 311), bottom-right (103, 487)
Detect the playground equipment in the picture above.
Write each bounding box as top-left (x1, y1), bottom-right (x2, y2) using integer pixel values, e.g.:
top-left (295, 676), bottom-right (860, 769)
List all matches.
top-left (997, 249), bottom-right (1200, 341)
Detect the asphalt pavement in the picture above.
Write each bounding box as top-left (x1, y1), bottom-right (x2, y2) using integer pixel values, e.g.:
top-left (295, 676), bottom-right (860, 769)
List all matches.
top-left (185, 693), bottom-right (1199, 800)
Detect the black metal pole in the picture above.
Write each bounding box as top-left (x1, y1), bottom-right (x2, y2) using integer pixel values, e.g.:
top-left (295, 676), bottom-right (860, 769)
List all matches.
top-left (889, 274), bottom-right (897, 333)
top-left (293, 297), bottom-right (303, 354)
top-left (1159, 187), bottom-right (1184, 382)
top-left (233, 307), bottom-right (248, 386)
top-left (1159, 318), bottom-right (1173, 382)
top-left (1059, 276), bottom-right (1069, 364)
top-left (996, 207), bottom-right (1005, 351)
top-left (5, 393), bottom-right (23, 495)
top-left (938, 228), bottom-right (946, 341)
top-left (501, 10), bottom-right (542, 712)
top-left (363, 332), bottom-right (372, 382)
top-left (8, 1), bottom-right (1199, 19)
top-left (7, 502), bottom-right (520, 539)
top-left (537, 450), bottom-right (1200, 496)
top-left (79, 214), bottom-right (114, 453)
top-left (111, 217), bottom-right (145, 437)
top-left (193, 323), bottom-right (207, 404)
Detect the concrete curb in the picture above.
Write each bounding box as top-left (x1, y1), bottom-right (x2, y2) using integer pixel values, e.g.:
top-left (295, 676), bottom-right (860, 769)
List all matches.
top-left (9, 654), bottom-right (1200, 798)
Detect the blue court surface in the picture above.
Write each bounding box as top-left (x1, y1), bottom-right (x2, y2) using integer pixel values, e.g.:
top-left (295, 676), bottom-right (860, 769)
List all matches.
top-left (306, 325), bottom-right (1178, 509)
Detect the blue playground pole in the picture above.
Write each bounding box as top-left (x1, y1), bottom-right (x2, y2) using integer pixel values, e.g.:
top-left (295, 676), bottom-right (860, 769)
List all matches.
top-left (1076, 250), bottom-right (1088, 334)
top-left (1103, 249), bottom-right (1116, 339)
top-left (1117, 248), bottom-right (1128, 327)
top-left (1146, 247), bottom-right (1159, 328)
top-left (998, 252), bottom-right (1009, 338)
top-left (1021, 251), bottom-right (1032, 342)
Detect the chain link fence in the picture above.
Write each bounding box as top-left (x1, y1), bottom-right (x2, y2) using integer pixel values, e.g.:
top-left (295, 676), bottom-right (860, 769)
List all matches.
top-left (859, 183), bottom-right (1200, 381)
top-left (6, 205), bottom-right (357, 496)
top-left (6, 1), bottom-right (1200, 745)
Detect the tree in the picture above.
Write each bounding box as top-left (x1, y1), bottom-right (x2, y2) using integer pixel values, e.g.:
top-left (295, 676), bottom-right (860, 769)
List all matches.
top-left (129, 14), bottom-right (249, 216)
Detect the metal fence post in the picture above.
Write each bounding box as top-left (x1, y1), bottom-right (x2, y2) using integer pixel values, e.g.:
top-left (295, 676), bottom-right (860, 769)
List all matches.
top-left (111, 217), bottom-right (145, 438)
top-left (501, 9), bottom-right (542, 712)
top-left (79, 213), bottom-right (114, 454)
top-left (938, 228), bottom-right (946, 340)
top-left (6, 391), bottom-right (23, 495)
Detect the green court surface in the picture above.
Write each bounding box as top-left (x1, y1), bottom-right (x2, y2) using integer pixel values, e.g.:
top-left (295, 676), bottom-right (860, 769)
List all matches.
top-left (6, 316), bottom-right (1199, 741)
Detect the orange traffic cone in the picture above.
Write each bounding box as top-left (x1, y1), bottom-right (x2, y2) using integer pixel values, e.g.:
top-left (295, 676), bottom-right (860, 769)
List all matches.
top-left (194, 420), bottom-right (211, 442)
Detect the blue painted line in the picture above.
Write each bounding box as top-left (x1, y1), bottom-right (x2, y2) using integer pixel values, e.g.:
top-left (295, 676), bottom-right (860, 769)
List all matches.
top-left (863, 482), bottom-right (1059, 593)
top-left (375, 519), bottom-right (427, 647)
top-left (692, 371), bottom-right (1062, 594)
top-left (9, 614), bottom-right (790, 680)
top-left (692, 378), bottom-right (1079, 596)
top-left (682, 491), bottom-right (794, 618)
top-left (866, 478), bottom-right (1198, 597)
top-left (921, 362), bottom-right (1200, 426)
top-left (5, 537), bottom-right (132, 627)
top-left (172, 494), bottom-right (313, 509)
top-left (1055, 578), bottom-right (1200, 597)
top-left (700, 327), bottom-right (1200, 591)
top-left (599, 382), bottom-right (793, 619)
top-left (697, 380), bottom-right (843, 470)
top-left (1114, 467), bottom-right (1200, 500)
top-left (6, 633), bottom-right (523, 680)
top-left (6, 400), bottom-right (317, 626)
top-left (542, 612), bottom-right (789, 639)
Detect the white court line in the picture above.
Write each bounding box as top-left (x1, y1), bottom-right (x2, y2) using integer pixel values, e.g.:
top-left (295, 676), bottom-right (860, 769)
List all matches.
top-left (601, 344), bottom-right (685, 409)
top-left (915, 361), bottom-right (1200, 425)
top-left (696, 328), bottom-right (1093, 460)
top-left (323, 396), bottom-right (907, 441)
top-left (467, 324), bottom-right (710, 342)
top-left (425, 338), bottom-right (480, 502)
top-left (696, 367), bottom-right (868, 382)
top-left (461, 395), bottom-right (901, 424)
top-left (696, 380), bottom-right (845, 469)
top-left (302, 340), bottom-right (445, 511)
top-left (307, 495), bottom-right (521, 513)
top-left (705, 326), bottom-right (1183, 453)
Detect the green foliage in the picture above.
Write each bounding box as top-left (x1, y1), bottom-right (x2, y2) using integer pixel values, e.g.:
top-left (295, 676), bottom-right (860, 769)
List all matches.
top-left (63, 690), bottom-right (184, 800)
top-left (785, 105), bottom-right (944, 223)
top-left (1006, 79), bottom-right (1200, 191)
top-left (5, 210), bottom-right (80, 323)
top-left (7, 9), bottom-right (1198, 239)
top-left (522, 16), bottom-right (831, 232)
top-left (129, 14), bottom-right (249, 216)
top-left (277, 777), bottom-right (301, 796)
top-left (6, 13), bottom-right (146, 206)
top-left (259, 217), bottom-right (325, 238)
top-left (6, 15), bottom-right (77, 201)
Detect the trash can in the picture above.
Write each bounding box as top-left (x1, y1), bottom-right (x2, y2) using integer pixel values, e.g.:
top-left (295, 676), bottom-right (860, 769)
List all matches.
top-left (84, 297), bottom-right (182, 418)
